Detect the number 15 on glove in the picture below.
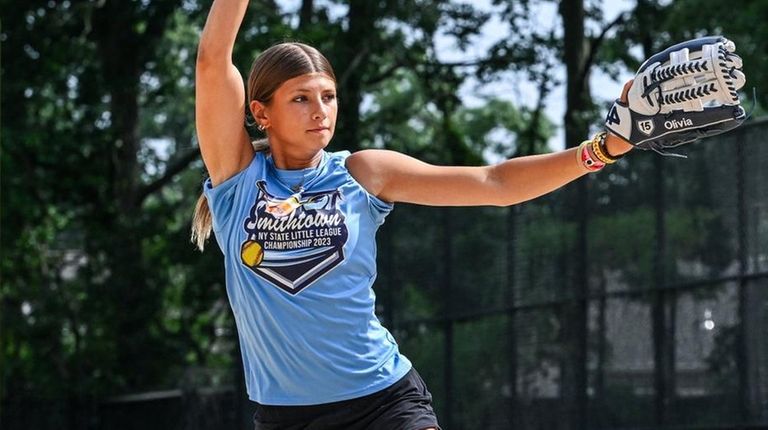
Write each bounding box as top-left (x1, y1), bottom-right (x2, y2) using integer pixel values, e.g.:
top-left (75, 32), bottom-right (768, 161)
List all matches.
top-left (606, 36), bottom-right (747, 154)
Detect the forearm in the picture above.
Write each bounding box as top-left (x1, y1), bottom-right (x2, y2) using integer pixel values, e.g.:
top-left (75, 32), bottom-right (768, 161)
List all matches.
top-left (490, 133), bottom-right (633, 206)
top-left (197, 0), bottom-right (249, 64)
top-left (489, 147), bottom-right (588, 206)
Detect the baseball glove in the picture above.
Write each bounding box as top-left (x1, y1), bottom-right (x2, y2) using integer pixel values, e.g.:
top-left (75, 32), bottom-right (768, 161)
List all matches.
top-left (605, 36), bottom-right (747, 154)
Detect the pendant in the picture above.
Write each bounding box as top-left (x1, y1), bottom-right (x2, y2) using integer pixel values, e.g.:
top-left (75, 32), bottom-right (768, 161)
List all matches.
top-left (265, 191), bottom-right (304, 218)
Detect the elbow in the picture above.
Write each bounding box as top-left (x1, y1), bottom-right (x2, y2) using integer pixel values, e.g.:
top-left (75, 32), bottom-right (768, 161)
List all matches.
top-left (195, 45), bottom-right (216, 70)
top-left (495, 190), bottom-right (543, 207)
top-left (196, 42), bottom-right (230, 71)
top-left (486, 165), bottom-right (520, 207)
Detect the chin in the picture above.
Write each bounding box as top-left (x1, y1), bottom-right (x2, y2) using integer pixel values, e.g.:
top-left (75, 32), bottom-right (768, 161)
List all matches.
top-left (312, 133), bottom-right (334, 149)
top-left (298, 138), bottom-right (331, 157)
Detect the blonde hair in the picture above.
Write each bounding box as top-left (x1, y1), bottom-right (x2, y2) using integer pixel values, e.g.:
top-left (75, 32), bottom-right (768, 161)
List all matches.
top-left (191, 42), bottom-right (337, 251)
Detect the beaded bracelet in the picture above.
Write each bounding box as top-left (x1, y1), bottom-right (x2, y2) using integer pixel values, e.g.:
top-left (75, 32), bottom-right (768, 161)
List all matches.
top-left (577, 140), bottom-right (605, 172)
top-left (591, 131), bottom-right (623, 164)
top-left (599, 131), bottom-right (625, 161)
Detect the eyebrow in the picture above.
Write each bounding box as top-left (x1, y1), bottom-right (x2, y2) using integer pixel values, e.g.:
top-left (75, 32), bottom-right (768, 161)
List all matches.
top-left (292, 88), bottom-right (336, 93)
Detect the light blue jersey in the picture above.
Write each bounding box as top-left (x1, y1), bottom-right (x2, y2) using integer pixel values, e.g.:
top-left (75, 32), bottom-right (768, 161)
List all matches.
top-left (203, 149), bottom-right (412, 405)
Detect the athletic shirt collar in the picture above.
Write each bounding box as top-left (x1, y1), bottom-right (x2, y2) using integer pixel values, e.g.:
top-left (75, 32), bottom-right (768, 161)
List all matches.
top-left (266, 150), bottom-right (331, 194)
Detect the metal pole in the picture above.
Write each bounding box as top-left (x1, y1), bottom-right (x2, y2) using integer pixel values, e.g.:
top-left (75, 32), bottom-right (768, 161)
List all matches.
top-left (441, 208), bottom-right (454, 429)
top-left (652, 153), bottom-right (669, 426)
top-left (576, 179), bottom-right (588, 430)
top-left (736, 129), bottom-right (752, 423)
top-left (507, 205), bottom-right (519, 428)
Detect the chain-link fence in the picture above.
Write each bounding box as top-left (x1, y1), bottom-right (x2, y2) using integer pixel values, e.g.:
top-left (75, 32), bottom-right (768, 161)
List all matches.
top-left (382, 117), bottom-right (768, 430)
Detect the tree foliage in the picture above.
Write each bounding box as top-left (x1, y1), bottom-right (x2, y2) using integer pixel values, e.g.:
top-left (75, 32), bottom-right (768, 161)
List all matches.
top-left (0, 0), bottom-right (529, 402)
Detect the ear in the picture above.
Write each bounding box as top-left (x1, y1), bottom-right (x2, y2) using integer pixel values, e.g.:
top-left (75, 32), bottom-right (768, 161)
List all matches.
top-left (250, 100), bottom-right (269, 129)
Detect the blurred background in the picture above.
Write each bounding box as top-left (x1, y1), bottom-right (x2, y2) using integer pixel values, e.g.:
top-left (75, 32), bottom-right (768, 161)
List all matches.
top-left (2, 0), bottom-right (768, 429)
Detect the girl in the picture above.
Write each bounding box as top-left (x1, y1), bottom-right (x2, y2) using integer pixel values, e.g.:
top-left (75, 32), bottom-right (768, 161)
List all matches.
top-left (192, 1), bottom-right (633, 428)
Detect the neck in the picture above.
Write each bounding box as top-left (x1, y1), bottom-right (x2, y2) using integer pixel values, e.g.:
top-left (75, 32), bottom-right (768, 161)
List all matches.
top-left (269, 147), bottom-right (324, 170)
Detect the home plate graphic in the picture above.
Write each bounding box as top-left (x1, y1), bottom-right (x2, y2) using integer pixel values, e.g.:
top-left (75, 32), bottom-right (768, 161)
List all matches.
top-left (240, 180), bottom-right (348, 294)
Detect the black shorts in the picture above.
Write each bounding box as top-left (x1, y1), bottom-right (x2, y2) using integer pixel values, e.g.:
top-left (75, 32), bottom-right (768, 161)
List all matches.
top-left (252, 368), bottom-right (441, 430)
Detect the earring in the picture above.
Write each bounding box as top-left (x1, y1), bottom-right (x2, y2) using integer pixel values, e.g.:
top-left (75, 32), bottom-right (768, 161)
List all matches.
top-left (257, 124), bottom-right (266, 131)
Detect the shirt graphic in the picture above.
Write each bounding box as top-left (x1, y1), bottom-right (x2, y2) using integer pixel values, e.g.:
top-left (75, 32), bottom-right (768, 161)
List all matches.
top-left (240, 180), bottom-right (348, 294)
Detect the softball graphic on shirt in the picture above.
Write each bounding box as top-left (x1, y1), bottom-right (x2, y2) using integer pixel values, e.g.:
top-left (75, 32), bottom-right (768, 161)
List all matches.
top-left (241, 180), bottom-right (348, 294)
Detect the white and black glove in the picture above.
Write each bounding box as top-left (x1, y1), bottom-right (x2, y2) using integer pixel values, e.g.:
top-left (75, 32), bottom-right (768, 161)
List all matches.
top-left (605, 36), bottom-right (746, 154)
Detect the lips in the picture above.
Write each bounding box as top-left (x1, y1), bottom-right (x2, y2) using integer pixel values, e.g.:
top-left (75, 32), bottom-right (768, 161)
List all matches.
top-left (307, 127), bottom-right (330, 133)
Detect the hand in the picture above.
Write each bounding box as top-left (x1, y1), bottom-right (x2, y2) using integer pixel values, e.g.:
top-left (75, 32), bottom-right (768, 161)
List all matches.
top-left (604, 80), bottom-right (635, 156)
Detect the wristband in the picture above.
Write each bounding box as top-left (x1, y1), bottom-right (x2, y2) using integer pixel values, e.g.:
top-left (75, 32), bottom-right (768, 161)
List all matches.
top-left (577, 140), bottom-right (605, 172)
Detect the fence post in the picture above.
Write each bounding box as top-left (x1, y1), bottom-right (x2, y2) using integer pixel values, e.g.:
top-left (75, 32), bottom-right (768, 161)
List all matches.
top-left (507, 205), bottom-right (519, 428)
top-left (652, 153), bottom-right (673, 426)
top-left (562, 178), bottom-right (589, 430)
top-left (441, 208), bottom-right (454, 430)
top-left (736, 127), bottom-right (752, 423)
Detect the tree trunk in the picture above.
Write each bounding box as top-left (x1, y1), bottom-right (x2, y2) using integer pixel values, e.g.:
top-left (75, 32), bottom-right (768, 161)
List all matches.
top-left (90, 0), bottom-right (177, 389)
top-left (299, 0), bottom-right (314, 30)
top-left (634, 7), bottom-right (676, 420)
top-left (334, 0), bottom-right (376, 151)
top-left (559, 1), bottom-right (590, 429)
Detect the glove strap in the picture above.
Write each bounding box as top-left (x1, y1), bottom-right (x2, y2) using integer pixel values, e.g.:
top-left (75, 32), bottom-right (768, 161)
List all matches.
top-left (577, 140), bottom-right (606, 172)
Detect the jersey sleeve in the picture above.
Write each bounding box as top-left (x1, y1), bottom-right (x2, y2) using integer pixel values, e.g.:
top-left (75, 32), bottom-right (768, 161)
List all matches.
top-left (336, 150), bottom-right (394, 226)
top-left (202, 154), bottom-right (259, 251)
top-left (366, 191), bottom-right (394, 226)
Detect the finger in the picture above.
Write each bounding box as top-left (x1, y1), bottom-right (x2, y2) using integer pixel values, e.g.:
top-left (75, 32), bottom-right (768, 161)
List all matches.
top-left (620, 79), bottom-right (633, 103)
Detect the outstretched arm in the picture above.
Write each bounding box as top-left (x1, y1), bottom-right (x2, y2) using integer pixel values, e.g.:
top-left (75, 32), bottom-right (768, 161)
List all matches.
top-left (196, 0), bottom-right (254, 186)
top-left (348, 81), bottom-right (635, 207)
top-left (347, 133), bottom-right (632, 207)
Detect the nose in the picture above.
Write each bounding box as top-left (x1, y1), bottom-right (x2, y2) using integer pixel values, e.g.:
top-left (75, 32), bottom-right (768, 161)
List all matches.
top-left (311, 99), bottom-right (328, 121)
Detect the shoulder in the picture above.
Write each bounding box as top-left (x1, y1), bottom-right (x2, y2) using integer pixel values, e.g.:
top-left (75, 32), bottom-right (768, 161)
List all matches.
top-left (345, 149), bottom-right (380, 173)
top-left (344, 149), bottom-right (395, 197)
top-left (209, 148), bottom-right (260, 187)
top-left (346, 149), bottom-right (430, 176)
top-left (345, 149), bottom-right (429, 200)
top-left (346, 149), bottom-right (417, 171)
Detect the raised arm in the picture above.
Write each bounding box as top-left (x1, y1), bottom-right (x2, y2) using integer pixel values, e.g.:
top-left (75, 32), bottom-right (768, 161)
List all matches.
top-left (196, 0), bottom-right (254, 186)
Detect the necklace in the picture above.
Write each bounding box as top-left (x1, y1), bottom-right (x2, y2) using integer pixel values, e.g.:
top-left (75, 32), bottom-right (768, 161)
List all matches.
top-left (273, 171), bottom-right (305, 194)
top-left (267, 152), bottom-right (327, 196)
